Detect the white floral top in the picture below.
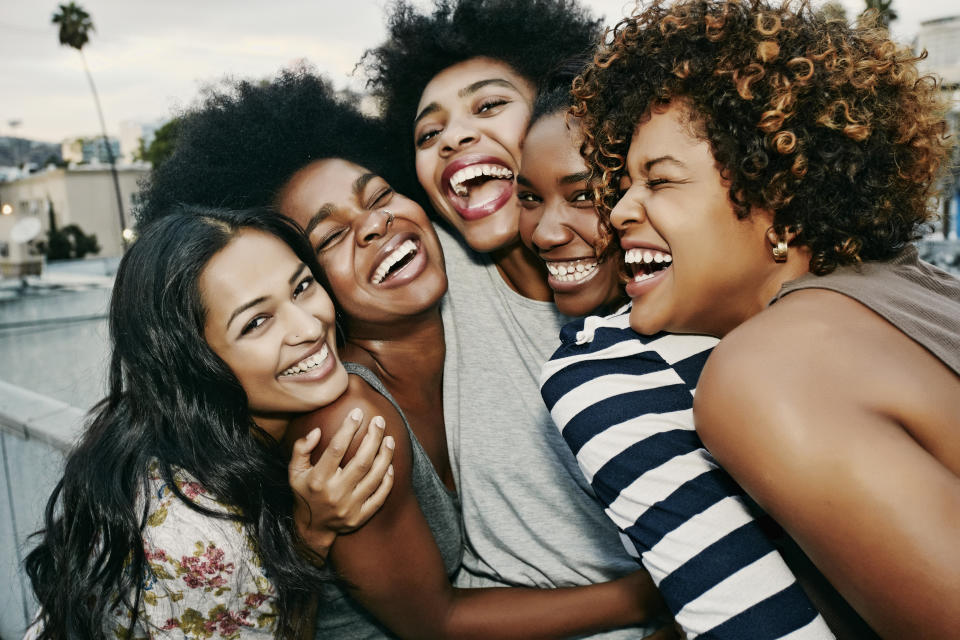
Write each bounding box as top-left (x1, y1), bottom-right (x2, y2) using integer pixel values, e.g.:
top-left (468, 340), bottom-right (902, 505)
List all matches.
top-left (103, 464), bottom-right (279, 639)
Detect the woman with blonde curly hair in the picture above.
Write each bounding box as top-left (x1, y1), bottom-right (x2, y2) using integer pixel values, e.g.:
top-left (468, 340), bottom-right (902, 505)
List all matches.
top-left (564, 0), bottom-right (960, 637)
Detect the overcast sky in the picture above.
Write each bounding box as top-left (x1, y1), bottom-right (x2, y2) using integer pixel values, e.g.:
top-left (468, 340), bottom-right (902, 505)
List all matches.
top-left (1, 0), bottom-right (956, 143)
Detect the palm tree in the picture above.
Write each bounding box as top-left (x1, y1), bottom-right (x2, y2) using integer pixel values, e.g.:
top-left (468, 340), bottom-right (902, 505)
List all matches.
top-left (52, 2), bottom-right (128, 248)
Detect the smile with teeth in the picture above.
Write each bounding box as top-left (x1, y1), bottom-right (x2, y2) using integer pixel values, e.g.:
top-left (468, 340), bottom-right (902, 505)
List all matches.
top-left (449, 164), bottom-right (513, 197)
top-left (546, 259), bottom-right (598, 283)
top-left (372, 239), bottom-right (418, 284)
top-left (624, 247), bottom-right (672, 282)
top-left (280, 343), bottom-right (329, 377)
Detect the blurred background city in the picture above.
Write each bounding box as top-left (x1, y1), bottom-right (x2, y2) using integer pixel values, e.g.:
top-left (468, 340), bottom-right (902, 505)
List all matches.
top-left (1, 0), bottom-right (959, 635)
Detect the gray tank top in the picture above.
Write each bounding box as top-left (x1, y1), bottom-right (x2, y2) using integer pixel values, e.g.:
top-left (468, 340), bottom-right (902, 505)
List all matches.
top-left (773, 245), bottom-right (960, 376)
top-left (313, 362), bottom-right (462, 639)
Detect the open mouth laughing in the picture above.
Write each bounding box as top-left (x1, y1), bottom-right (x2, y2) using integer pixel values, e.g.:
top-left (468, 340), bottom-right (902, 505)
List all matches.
top-left (545, 258), bottom-right (599, 287)
top-left (441, 155), bottom-right (516, 221)
top-left (623, 247), bottom-right (672, 296)
top-left (280, 342), bottom-right (331, 378)
top-left (369, 233), bottom-right (427, 288)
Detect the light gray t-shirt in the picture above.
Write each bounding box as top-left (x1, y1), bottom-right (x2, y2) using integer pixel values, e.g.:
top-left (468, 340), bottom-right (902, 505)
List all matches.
top-left (437, 225), bottom-right (650, 638)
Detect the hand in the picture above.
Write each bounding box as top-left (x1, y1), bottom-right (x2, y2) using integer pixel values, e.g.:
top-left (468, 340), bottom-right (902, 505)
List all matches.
top-left (289, 408), bottom-right (395, 558)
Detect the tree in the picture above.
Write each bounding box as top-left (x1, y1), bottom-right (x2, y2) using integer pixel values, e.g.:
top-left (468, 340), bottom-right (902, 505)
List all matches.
top-left (863, 0), bottom-right (898, 29)
top-left (52, 2), bottom-right (128, 248)
top-left (136, 117), bottom-right (182, 170)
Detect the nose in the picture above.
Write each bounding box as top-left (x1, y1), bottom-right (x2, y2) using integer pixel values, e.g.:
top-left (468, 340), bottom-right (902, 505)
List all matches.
top-left (530, 201), bottom-right (574, 252)
top-left (355, 209), bottom-right (393, 246)
top-left (439, 116), bottom-right (479, 156)
top-left (609, 185), bottom-right (646, 232)
top-left (285, 302), bottom-right (324, 345)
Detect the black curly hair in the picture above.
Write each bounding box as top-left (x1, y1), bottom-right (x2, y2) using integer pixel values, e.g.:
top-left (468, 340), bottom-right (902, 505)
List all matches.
top-left (574, 0), bottom-right (951, 274)
top-left (361, 0), bottom-right (604, 202)
top-left (136, 65), bottom-right (391, 225)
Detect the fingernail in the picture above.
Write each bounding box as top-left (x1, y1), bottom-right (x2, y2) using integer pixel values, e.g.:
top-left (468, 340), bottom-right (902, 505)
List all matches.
top-left (311, 427), bottom-right (321, 438)
top-left (349, 408), bottom-right (363, 422)
top-left (384, 435), bottom-right (395, 450)
top-left (387, 464), bottom-right (394, 476)
top-left (372, 416), bottom-right (385, 430)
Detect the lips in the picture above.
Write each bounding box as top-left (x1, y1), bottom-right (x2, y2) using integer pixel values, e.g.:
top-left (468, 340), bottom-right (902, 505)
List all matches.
top-left (279, 340), bottom-right (334, 379)
top-left (368, 231), bottom-right (427, 288)
top-left (544, 257), bottom-right (600, 292)
top-left (440, 154), bottom-right (516, 222)
top-left (622, 245), bottom-right (672, 298)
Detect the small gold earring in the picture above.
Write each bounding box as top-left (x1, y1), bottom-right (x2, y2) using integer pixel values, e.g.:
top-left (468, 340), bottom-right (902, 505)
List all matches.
top-left (772, 237), bottom-right (788, 262)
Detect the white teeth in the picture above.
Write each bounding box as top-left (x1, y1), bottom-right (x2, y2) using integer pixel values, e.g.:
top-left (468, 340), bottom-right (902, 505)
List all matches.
top-left (633, 272), bottom-right (657, 282)
top-left (449, 164), bottom-right (514, 197)
top-left (281, 343), bottom-right (330, 377)
top-left (624, 248), bottom-right (671, 264)
top-left (546, 259), bottom-right (598, 282)
top-left (372, 239), bottom-right (417, 284)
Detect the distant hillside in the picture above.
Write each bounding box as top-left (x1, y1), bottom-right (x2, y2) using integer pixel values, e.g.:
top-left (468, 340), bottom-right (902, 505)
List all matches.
top-left (0, 137), bottom-right (62, 167)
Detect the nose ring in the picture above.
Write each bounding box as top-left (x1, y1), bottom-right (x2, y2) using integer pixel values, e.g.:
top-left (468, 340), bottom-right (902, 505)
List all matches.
top-left (383, 210), bottom-right (395, 226)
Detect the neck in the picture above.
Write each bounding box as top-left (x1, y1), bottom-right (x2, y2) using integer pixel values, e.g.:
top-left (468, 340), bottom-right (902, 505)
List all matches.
top-left (718, 251), bottom-right (812, 338)
top-left (340, 307), bottom-right (445, 400)
top-left (491, 240), bottom-right (553, 301)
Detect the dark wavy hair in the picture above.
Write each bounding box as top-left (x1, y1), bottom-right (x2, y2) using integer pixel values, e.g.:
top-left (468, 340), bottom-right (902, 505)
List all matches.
top-left (136, 66), bottom-right (390, 225)
top-left (574, 0), bottom-right (951, 274)
top-left (361, 0), bottom-right (604, 201)
top-left (25, 207), bottom-right (329, 639)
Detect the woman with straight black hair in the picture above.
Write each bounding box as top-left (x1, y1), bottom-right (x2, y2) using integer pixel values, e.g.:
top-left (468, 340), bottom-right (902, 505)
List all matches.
top-left (25, 207), bottom-right (395, 638)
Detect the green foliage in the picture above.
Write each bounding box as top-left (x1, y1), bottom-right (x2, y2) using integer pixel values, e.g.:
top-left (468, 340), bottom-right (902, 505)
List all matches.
top-left (863, 0), bottom-right (898, 29)
top-left (52, 2), bottom-right (94, 51)
top-left (45, 224), bottom-right (101, 260)
top-left (138, 118), bottom-right (182, 170)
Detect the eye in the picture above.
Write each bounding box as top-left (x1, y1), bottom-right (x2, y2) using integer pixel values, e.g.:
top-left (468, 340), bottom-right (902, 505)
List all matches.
top-left (240, 315), bottom-right (268, 336)
top-left (314, 228), bottom-right (346, 253)
top-left (293, 275), bottom-right (315, 298)
top-left (368, 186), bottom-right (395, 209)
top-left (516, 190), bottom-right (542, 208)
top-left (416, 128), bottom-right (441, 148)
top-left (571, 190), bottom-right (593, 203)
top-left (476, 97), bottom-right (509, 115)
top-left (646, 178), bottom-right (670, 189)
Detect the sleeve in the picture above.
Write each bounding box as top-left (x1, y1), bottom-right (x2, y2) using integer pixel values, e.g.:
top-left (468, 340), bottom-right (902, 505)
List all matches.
top-left (103, 480), bottom-right (279, 639)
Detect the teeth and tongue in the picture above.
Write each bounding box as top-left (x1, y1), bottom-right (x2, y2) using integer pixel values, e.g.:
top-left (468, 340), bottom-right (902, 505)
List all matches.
top-left (449, 164), bottom-right (514, 206)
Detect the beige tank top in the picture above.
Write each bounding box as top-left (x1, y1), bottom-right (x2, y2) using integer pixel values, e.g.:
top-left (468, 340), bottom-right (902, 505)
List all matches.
top-left (772, 245), bottom-right (960, 377)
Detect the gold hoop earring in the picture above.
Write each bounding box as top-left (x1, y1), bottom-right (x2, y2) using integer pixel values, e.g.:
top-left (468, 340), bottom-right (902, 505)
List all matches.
top-left (772, 237), bottom-right (788, 262)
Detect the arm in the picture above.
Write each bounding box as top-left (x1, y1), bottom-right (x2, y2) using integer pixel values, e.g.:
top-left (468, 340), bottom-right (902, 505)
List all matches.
top-left (694, 301), bottom-right (960, 639)
top-left (296, 375), bottom-right (663, 640)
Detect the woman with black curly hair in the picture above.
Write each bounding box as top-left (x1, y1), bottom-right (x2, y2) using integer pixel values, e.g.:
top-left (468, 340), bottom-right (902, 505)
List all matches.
top-left (362, 6), bottom-right (654, 629)
top-left (567, 1), bottom-right (960, 637)
top-left (134, 67), bottom-right (664, 639)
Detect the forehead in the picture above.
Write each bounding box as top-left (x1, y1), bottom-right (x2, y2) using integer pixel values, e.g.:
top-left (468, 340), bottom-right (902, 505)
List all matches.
top-left (523, 112), bottom-right (581, 163)
top-left (417, 57), bottom-right (535, 112)
top-left (200, 230), bottom-right (298, 313)
top-left (629, 102), bottom-right (704, 158)
top-left (278, 158), bottom-right (371, 227)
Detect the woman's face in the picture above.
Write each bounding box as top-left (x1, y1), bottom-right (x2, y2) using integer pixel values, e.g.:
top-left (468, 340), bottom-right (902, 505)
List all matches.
top-left (277, 159), bottom-right (447, 327)
top-left (610, 101), bottom-right (775, 337)
top-left (518, 112), bottom-right (623, 317)
top-left (201, 229), bottom-right (348, 438)
top-left (414, 57), bottom-right (535, 253)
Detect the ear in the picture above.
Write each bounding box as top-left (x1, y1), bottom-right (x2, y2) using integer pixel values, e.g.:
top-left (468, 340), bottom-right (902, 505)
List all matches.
top-left (765, 224), bottom-right (801, 246)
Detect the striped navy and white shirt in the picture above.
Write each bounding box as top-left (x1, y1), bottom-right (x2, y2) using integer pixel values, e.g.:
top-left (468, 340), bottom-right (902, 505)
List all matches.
top-left (540, 305), bottom-right (834, 639)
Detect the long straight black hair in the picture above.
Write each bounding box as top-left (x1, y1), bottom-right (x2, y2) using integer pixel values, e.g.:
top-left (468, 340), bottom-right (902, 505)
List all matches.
top-left (25, 206), bottom-right (330, 638)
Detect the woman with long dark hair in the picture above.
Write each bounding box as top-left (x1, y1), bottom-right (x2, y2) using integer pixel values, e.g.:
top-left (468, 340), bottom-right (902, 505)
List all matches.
top-left (25, 208), bottom-right (395, 638)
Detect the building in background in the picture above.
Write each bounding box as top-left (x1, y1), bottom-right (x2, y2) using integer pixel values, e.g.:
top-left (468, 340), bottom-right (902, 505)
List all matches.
top-left (0, 164), bottom-right (149, 268)
top-left (60, 136), bottom-right (122, 165)
top-left (119, 120), bottom-right (160, 164)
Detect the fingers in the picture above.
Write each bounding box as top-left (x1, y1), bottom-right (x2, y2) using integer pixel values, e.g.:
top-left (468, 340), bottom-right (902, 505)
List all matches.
top-left (357, 462), bottom-right (395, 524)
top-left (313, 408), bottom-right (366, 479)
top-left (289, 427), bottom-right (322, 475)
top-left (340, 415), bottom-right (388, 485)
top-left (351, 428), bottom-right (396, 507)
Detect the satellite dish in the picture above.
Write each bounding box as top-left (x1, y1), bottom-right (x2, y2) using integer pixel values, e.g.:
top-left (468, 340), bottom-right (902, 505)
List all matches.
top-left (10, 217), bottom-right (42, 244)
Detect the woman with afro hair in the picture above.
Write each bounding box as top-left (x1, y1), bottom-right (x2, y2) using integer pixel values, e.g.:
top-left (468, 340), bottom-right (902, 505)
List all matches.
top-left (134, 66), bottom-right (667, 639)
top-left (569, 0), bottom-right (960, 637)
top-left (362, 7), bottom-right (659, 633)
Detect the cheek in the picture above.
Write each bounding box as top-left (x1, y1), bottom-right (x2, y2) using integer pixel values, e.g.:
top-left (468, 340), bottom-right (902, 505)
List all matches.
top-left (517, 208), bottom-right (539, 248)
top-left (415, 154), bottom-right (437, 193)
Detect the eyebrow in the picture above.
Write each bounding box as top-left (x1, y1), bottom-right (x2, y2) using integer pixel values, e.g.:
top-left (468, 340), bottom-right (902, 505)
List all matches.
top-left (226, 263), bottom-right (309, 331)
top-left (413, 78), bottom-right (523, 126)
top-left (559, 171), bottom-right (591, 185)
top-left (644, 155), bottom-right (686, 171)
top-left (303, 172), bottom-right (378, 237)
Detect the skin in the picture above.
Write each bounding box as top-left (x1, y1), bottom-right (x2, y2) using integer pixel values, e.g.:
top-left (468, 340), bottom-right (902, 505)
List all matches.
top-left (274, 159), bottom-right (668, 638)
top-left (518, 112), bottom-right (624, 317)
top-left (414, 57), bottom-right (551, 301)
top-left (611, 100), bottom-right (960, 638)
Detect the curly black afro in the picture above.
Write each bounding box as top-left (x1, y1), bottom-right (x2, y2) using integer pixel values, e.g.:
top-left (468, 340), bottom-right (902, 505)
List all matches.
top-left (136, 65), bottom-right (391, 225)
top-left (361, 0), bottom-right (604, 201)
